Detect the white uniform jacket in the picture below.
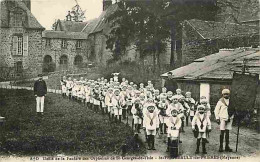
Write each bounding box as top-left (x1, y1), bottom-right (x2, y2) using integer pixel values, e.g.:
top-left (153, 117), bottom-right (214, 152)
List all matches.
top-left (192, 113), bottom-right (211, 132)
top-left (167, 103), bottom-right (185, 118)
top-left (214, 98), bottom-right (233, 121)
top-left (105, 93), bottom-right (114, 107)
top-left (143, 111), bottom-right (159, 130)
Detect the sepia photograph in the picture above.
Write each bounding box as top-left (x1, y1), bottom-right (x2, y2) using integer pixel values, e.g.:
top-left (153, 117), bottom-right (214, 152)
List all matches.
top-left (0, 0), bottom-right (259, 161)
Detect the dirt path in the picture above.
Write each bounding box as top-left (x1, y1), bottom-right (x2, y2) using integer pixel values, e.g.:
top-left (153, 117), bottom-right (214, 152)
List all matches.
top-left (0, 84), bottom-right (259, 159)
top-left (122, 113), bottom-right (259, 158)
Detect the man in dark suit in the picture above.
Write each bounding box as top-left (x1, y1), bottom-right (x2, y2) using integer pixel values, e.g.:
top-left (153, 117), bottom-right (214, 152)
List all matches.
top-left (164, 72), bottom-right (178, 93)
top-left (34, 74), bottom-right (47, 116)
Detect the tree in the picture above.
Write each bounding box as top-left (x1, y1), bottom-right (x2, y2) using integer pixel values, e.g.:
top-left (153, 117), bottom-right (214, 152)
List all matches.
top-left (106, 0), bottom-right (220, 68)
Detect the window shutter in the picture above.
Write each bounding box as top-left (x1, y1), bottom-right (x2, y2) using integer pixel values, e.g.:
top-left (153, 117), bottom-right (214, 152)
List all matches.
top-left (23, 34), bottom-right (28, 56)
top-left (12, 36), bottom-right (18, 55)
top-left (23, 35), bottom-right (29, 69)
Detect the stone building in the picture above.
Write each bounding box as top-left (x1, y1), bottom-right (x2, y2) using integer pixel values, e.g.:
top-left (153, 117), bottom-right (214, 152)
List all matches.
top-left (178, 19), bottom-right (259, 66)
top-left (0, 0), bottom-right (45, 80)
top-left (1, 0), bottom-right (259, 80)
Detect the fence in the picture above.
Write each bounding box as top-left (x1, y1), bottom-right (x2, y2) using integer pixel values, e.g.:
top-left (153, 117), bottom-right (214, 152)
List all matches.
top-left (0, 84), bottom-right (62, 94)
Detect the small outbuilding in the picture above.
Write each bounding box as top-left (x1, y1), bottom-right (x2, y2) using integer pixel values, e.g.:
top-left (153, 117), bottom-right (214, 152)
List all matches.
top-left (161, 47), bottom-right (260, 107)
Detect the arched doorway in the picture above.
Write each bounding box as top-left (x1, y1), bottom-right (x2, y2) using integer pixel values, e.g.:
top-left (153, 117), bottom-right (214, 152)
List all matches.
top-left (43, 55), bottom-right (55, 72)
top-left (43, 55), bottom-right (52, 64)
top-left (60, 55), bottom-right (68, 69)
top-left (74, 55), bottom-right (83, 66)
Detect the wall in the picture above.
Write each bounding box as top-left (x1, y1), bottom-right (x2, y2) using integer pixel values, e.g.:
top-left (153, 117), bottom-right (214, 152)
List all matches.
top-left (177, 81), bottom-right (200, 101)
top-left (181, 22), bottom-right (259, 66)
top-left (42, 38), bottom-right (89, 71)
top-left (0, 27), bottom-right (43, 79)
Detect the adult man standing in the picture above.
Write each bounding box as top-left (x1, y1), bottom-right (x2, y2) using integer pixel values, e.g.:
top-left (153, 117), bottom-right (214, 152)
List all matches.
top-left (214, 89), bottom-right (233, 152)
top-left (164, 72), bottom-right (178, 93)
top-left (34, 74), bottom-right (47, 116)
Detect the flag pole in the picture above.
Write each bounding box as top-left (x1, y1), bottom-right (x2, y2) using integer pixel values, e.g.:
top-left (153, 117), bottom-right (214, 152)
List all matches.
top-left (235, 115), bottom-right (240, 152)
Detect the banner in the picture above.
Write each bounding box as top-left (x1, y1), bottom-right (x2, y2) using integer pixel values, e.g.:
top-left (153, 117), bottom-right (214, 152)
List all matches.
top-left (229, 72), bottom-right (259, 113)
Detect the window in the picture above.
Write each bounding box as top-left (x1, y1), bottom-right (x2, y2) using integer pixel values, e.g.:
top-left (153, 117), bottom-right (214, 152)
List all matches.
top-left (74, 55), bottom-right (83, 66)
top-left (13, 13), bottom-right (23, 27)
top-left (76, 40), bottom-right (82, 49)
top-left (60, 55), bottom-right (68, 65)
top-left (61, 39), bottom-right (67, 48)
top-left (12, 35), bottom-right (23, 55)
top-left (15, 61), bottom-right (23, 73)
top-left (46, 38), bottom-right (51, 47)
top-left (17, 36), bottom-right (23, 55)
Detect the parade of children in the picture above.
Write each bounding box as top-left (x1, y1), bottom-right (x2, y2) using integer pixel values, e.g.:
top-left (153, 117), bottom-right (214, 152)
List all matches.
top-left (60, 73), bottom-right (234, 157)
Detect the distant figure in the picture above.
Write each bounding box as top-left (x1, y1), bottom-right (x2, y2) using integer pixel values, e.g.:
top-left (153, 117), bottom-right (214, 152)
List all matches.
top-left (34, 74), bottom-right (47, 116)
top-left (164, 72), bottom-right (178, 93)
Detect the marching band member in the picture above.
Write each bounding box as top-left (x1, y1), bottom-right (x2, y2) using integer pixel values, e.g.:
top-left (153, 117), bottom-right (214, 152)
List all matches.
top-left (120, 85), bottom-right (128, 120)
top-left (126, 86), bottom-right (135, 115)
top-left (143, 103), bottom-right (160, 150)
top-left (133, 84), bottom-right (138, 91)
top-left (176, 89), bottom-right (184, 100)
top-left (100, 85), bottom-right (107, 114)
top-left (112, 73), bottom-right (120, 82)
top-left (78, 82), bottom-right (85, 104)
top-left (131, 98), bottom-right (143, 134)
top-left (105, 87), bottom-right (114, 120)
top-left (66, 77), bottom-right (73, 99)
top-left (214, 89), bottom-right (233, 152)
top-left (84, 82), bottom-right (91, 108)
top-left (153, 89), bottom-right (160, 107)
top-left (60, 76), bottom-right (67, 97)
top-left (93, 85), bottom-right (101, 113)
top-left (161, 87), bottom-right (167, 94)
top-left (112, 89), bottom-right (122, 123)
top-left (89, 83), bottom-right (95, 110)
top-left (146, 86), bottom-right (153, 99)
top-left (166, 109), bottom-right (182, 152)
top-left (192, 105), bottom-right (211, 154)
top-left (167, 95), bottom-right (185, 141)
top-left (71, 79), bottom-right (78, 100)
top-left (166, 91), bottom-right (173, 105)
top-left (200, 99), bottom-right (211, 118)
top-left (185, 92), bottom-right (196, 122)
top-left (158, 94), bottom-right (168, 134)
top-left (179, 96), bottom-right (190, 128)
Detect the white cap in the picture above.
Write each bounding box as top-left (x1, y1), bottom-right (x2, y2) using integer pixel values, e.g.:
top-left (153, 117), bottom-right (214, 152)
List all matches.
top-left (222, 89), bottom-right (230, 94)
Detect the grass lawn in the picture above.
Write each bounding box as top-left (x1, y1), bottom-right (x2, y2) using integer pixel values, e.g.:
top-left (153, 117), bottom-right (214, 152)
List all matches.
top-left (0, 89), bottom-right (146, 156)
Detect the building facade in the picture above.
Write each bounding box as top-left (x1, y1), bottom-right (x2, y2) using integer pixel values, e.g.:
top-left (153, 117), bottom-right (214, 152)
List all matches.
top-left (0, 0), bottom-right (45, 80)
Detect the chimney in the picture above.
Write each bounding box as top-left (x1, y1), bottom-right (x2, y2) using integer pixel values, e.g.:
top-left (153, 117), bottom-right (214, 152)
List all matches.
top-left (103, 0), bottom-right (112, 11)
top-left (22, 0), bottom-right (31, 11)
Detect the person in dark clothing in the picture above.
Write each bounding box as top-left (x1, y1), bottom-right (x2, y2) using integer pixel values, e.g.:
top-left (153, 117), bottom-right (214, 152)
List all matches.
top-left (34, 74), bottom-right (47, 116)
top-left (164, 72), bottom-right (178, 93)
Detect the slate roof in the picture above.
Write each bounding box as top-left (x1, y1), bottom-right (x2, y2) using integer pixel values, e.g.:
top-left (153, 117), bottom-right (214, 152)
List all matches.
top-left (55, 20), bottom-right (87, 32)
top-left (185, 19), bottom-right (259, 40)
top-left (161, 48), bottom-right (260, 81)
top-left (81, 18), bottom-right (99, 34)
top-left (42, 30), bottom-right (88, 40)
top-left (54, 4), bottom-right (118, 36)
top-left (0, 0), bottom-right (44, 30)
top-left (88, 4), bottom-right (118, 34)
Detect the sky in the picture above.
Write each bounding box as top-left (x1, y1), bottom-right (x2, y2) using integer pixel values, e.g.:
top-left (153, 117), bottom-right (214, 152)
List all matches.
top-left (31, 0), bottom-right (107, 30)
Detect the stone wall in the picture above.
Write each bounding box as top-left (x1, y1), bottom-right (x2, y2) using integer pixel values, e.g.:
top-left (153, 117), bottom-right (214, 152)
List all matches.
top-left (0, 27), bottom-right (43, 79)
top-left (42, 38), bottom-right (89, 71)
top-left (181, 21), bottom-right (259, 66)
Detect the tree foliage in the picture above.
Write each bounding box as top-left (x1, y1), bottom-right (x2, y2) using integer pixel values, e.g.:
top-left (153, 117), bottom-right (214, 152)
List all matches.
top-left (106, 0), bottom-right (220, 65)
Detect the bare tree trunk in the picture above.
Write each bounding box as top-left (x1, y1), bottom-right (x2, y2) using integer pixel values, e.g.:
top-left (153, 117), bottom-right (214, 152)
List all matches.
top-left (170, 23), bottom-right (176, 67)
